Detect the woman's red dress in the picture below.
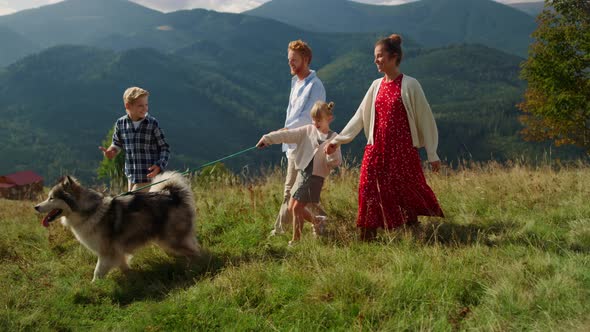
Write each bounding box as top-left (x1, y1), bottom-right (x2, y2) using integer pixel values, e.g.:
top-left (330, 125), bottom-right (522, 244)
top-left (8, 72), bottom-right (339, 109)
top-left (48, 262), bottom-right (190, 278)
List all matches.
top-left (357, 74), bottom-right (444, 229)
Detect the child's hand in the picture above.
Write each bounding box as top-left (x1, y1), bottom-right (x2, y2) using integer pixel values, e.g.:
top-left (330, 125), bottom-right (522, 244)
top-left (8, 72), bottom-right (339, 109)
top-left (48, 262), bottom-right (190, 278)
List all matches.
top-left (256, 137), bottom-right (269, 149)
top-left (98, 146), bottom-right (118, 159)
top-left (147, 165), bottom-right (161, 178)
top-left (325, 143), bottom-right (337, 155)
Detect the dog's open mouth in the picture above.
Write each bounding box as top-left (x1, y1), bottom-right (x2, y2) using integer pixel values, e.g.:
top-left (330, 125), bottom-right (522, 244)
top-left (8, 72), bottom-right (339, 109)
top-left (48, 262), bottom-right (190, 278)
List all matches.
top-left (42, 209), bottom-right (62, 227)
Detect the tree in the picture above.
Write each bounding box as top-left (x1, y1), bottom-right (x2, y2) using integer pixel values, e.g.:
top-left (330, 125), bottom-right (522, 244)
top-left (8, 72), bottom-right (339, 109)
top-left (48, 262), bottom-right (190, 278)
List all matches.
top-left (518, 0), bottom-right (590, 154)
top-left (97, 127), bottom-right (126, 192)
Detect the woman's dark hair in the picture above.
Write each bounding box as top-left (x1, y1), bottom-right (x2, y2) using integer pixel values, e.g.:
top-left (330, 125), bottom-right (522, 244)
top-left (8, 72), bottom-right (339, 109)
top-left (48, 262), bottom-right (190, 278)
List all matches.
top-left (375, 34), bottom-right (403, 65)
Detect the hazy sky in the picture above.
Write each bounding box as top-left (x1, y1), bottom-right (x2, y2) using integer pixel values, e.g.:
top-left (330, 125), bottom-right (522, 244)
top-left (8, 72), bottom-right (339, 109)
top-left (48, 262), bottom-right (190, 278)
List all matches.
top-left (0, 0), bottom-right (543, 16)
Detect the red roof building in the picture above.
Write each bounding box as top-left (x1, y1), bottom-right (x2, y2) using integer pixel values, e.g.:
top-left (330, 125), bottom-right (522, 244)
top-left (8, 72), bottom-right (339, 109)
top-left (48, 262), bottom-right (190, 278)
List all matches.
top-left (0, 170), bottom-right (44, 200)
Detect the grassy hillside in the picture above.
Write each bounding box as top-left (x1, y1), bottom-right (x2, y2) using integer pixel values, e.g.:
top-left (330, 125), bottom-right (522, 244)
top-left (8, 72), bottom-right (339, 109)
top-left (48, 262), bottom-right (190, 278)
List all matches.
top-left (1, 162), bottom-right (589, 330)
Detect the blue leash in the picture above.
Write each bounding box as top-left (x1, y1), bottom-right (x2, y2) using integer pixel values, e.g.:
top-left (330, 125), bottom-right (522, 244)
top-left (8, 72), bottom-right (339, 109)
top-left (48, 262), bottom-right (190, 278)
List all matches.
top-left (117, 145), bottom-right (258, 196)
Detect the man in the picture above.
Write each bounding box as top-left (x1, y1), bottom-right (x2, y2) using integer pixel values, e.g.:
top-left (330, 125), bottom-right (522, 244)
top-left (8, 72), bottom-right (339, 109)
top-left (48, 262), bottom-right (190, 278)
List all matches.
top-left (271, 39), bottom-right (326, 236)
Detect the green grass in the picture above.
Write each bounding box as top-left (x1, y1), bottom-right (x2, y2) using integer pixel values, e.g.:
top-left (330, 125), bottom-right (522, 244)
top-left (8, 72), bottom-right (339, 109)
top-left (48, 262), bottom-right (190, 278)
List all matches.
top-left (1, 162), bottom-right (589, 331)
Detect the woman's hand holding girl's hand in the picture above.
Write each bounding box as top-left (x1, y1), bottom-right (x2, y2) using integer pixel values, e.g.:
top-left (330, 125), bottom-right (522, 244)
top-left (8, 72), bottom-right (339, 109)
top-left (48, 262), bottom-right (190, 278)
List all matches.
top-left (325, 143), bottom-right (337, 155)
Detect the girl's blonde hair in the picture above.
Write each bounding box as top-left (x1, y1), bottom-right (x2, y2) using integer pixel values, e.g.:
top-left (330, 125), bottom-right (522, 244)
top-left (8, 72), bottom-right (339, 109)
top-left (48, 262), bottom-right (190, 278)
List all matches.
top-left (123, 87), bottom-right (149, 105)
top-left (310, 101), bottom-right (335, 120)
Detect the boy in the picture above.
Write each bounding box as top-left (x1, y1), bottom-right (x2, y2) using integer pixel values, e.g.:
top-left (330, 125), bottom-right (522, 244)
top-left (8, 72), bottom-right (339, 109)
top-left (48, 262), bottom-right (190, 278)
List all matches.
top-left (99, 87), bottom-right (170, 191)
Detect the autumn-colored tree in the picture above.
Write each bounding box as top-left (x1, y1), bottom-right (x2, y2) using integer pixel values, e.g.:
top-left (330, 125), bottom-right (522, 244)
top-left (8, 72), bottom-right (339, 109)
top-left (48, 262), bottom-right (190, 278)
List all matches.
top-left (518, 0), bottom-right (590, 154)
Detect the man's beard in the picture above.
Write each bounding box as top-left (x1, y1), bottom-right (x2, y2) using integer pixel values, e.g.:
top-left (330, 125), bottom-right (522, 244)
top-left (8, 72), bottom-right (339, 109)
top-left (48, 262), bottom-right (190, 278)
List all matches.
top-left (290, 64), bottom-right (303, 76)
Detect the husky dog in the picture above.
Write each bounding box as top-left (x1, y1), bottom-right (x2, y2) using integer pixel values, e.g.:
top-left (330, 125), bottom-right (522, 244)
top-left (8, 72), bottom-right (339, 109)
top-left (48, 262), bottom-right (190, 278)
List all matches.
top-left (34, 172), bottom-right (199, 282)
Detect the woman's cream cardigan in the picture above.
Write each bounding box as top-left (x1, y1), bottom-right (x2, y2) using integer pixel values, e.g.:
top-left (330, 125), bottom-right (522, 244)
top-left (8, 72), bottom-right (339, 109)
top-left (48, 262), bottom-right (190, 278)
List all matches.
top-left (331, 75), bottom-right (440, 162)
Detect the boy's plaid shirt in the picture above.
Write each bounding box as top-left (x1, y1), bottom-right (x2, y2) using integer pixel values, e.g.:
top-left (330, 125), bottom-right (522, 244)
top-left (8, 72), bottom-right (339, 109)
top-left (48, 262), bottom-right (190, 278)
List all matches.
top-left (112, 114), bottom-right (170, 183)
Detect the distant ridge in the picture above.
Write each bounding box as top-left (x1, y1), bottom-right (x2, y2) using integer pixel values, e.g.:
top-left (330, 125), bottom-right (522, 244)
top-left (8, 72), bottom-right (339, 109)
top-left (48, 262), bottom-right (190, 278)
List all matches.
top-left (0, 0), bottom-right (163, 48)
top-left (0, 26), bottom-right (38, 65)
top-left (246, 0), bottom-right (536, 56)
top-left (508, 1), bottom-right (545, 16)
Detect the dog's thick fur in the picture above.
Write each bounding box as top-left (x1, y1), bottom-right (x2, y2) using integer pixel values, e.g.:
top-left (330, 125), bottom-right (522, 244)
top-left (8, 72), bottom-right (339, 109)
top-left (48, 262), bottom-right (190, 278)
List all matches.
top-left (35, 172), bottom-right (199, 281)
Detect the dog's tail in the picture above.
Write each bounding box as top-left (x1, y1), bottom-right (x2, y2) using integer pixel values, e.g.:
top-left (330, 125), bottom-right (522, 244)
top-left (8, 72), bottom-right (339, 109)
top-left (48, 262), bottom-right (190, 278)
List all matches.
top-left (149, 171), bottom-right (194, 207)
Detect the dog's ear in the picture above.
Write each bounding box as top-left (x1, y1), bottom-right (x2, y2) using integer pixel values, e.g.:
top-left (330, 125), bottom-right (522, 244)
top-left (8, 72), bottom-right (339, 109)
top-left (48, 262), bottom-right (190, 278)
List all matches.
top-left (57, 176), bottom-right (70, 187)
top-left (62, 175), bottom-right (72, 187)
top-left (62, 175), bottom-right (80, 188)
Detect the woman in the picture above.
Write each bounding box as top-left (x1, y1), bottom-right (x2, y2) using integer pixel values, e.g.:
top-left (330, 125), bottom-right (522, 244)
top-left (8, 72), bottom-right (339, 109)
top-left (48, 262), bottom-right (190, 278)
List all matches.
top-left (325, 34), bottom-right (444, 241)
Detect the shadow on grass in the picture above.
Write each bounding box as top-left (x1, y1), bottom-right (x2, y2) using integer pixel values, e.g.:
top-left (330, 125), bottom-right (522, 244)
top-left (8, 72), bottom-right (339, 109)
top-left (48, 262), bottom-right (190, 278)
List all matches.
top-left (318, 218), bottom-right (589, 255)
top-left (417, 220), bottom-right (511, 246)
top-left (315, 218), bottom-right (510, 248)
top-left (415, 220), bottom-right (589, 253)
top-left (108, 248), bottom-right (227, 305)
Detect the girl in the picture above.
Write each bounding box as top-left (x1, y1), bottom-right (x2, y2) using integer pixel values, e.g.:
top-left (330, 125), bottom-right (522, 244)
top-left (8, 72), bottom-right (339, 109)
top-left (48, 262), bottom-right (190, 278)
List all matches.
top-left (257, 101), bottom-right (342, 245)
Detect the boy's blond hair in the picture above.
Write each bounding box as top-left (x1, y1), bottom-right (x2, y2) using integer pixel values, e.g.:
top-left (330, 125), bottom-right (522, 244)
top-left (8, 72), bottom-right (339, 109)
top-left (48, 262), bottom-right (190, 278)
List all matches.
top-left (123, 87), bottom-right (149, 105)
top-left (311, 101), bottom-right (335, 120)
top-left (288, 39), bottom-right (313, 64)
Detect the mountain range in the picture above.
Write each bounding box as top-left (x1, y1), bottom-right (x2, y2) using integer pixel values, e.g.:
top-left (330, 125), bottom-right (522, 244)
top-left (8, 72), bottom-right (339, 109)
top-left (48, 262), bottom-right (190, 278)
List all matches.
top-left (0, 0), bottom-right (580, 183)
top-left (0, 0), bottom-right (539, 66)
top-left (0, 0), bottom-right (162, 48)
top-left (246, 0), bottom-right (537, 56)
